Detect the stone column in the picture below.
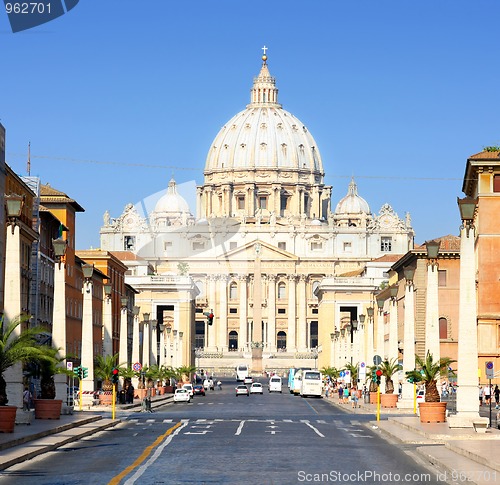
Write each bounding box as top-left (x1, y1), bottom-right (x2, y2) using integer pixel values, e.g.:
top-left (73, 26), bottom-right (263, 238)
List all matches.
top-left (207, 275), bottom-right (217, 351)
top-left (448, 220), bottom-right (484, 428)
top-left (287, 275), bottom-right (297, 352)
top-left (142, 320), bottom-right (150, 368)
top-left (119, 305), bottom-right (128, 366)
top-left (3, 224), bottom-right (23, 412)
top-left (81, 279), bottom-right (95, 394)
top-left (131, 310), bottom-right (140, 387)
top-left (196, 186), bottom-right (203, 219)
top-left (366, 311), bottom-right (375, 369)
top-left (150, 320), bottom-right (158, 366)
top-left (375, 304), bottom-right (385, 361)
top-left (400, 276), bottom-right (416, 407)
top-left (267, 275), bottom-right (277, 352)
top-left (158, 326), bottom-right (165, 367)
top-left (218, 275), bottom-right (228, 351)
top-left (425, 260), bottom-right (440, 364)
top-left (297, 275), bottom-right (307, 351)
top-left (102, 293), bottom-right (113, 357)
top-left (239, 275), bottom-right (248, 351)
top-left (52, 258), bottom-right (68, 406)
top-left (388, 297), bottom-right (398, 362)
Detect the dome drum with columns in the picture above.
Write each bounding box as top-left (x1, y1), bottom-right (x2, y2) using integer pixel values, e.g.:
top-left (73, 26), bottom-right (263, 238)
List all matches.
top-left (100, 50), bottom-right (414, 374)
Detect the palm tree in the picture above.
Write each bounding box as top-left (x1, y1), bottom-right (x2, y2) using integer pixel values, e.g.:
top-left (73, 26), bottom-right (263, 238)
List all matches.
top-left (379, 358), bottom-right (402, 394)
top-left (406, 351), bottom-right (456, 403)
top-left (367, 365), bottom-right (379, 392)
top-left (0, 318), bottom-right (55, 406)
top-left (174, 365), bottom-right (196, 384)
top-left (36, 347), bottom-right (73, 400)
top-left (321, 367), bottom-right (339, 382)
top-left (94, 354), bottom-right (124, 391)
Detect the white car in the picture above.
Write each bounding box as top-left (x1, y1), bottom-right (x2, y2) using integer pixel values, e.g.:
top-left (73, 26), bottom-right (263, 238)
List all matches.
top-left (250, 382), bottom-right (263, 394)
top-left (243, 376), bottom-right (253, 385)
top-left (416, 389), bottom-right (425, 403)
top-left (182, 383), bottom-right (194, 397)
top-left (174, 388), bottom-right (191, 403)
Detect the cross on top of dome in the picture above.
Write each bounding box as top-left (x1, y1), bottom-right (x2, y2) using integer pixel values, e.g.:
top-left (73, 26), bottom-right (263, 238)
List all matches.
top-left (250, 46), bottom-right (280, 107)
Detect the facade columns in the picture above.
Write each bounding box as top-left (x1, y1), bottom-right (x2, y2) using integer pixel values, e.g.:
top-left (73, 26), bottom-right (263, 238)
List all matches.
top-left (297, 275), bottom-right (307, 351)
top-left (388, 296), bottom-right (398, 362)
top-left (119, 303), bottom-right (128, 366)
top-left (239, 275), bottom-right (248, 350)
top-left (52, 255), bottom-right (67, 404)
top-left (158, 326), bottom-right (165, 367)
top-left (131, 307), bottom-right (140, 387)
top-left (375, 303), bottom-right (385, 361)
top-left (81, 276), bottom-right (95, 394)
top-left (142, 319), bottom-right (150, 368)
top-left (218, 275), bottom-right (228, 351)
top-left (207, 275), bottom-right (217, 350)
top-left (267, 275), bottom-right (277, 352)
top-left (150, 320), bottom-right (158, 366)
top-left (366, 309), bottom-right (375, 369)
top-left (287, 275), bottom-right (297, 352)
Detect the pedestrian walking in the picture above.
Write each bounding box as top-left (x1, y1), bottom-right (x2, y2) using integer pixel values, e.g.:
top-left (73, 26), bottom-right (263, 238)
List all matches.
top-left (494, 385), bottom-right (500, 409)
top-left (338, 386), bottom-right (343, 404)
top-left (351, 387), bottom-right (358, 409)
top-left (479, 386), bottom-right (483, 406)
top-left (484, 384), bottom-right (491, 406)
top-left (23, 387), bottom-right (32, 411)
top-left (343, 386), bottom-right (350, 404)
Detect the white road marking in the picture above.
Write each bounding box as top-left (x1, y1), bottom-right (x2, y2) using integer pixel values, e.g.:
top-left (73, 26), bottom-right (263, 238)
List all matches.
top-left (316, 420), bottom-right (326, 424)
top-left (146, 419), bottom-right (155, 423)
top-left (235, 420), bottom-right (245, 435)
top-left (163, 419), bottom-right (172, 423)
top-left (266, 430), bottom-right (280, 434)
top-left (301, 420), bottom-right (325, 438)
top-left (184, 430), bottom-right (213, 435)
top-left (349, 433), bottom-right (373, 438)
top-left (191, 425), bottom-right (212, 428)
top-left (283, 419), bottom-right (293, 423)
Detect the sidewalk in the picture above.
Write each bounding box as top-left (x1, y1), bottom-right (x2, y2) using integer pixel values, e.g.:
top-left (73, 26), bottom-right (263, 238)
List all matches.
top-left (0, 392), bottom-right (174, 472)
top-left (325, 395), bottom-right (500, 485)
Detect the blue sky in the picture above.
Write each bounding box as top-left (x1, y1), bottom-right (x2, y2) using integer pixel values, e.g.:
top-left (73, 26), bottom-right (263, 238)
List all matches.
top-left (2, 1), bottom-right (499, 249)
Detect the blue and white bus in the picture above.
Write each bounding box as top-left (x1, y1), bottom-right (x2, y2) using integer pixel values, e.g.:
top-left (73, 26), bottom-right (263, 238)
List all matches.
top-left (236, 364), bottom-right (249, 382)
top-left (288, 367), bottom-right (312, 394)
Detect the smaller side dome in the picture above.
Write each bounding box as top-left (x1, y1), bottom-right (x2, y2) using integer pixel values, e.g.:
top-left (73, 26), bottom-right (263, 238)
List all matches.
top-left (335, 179), bottom-right (370, 214)
top-left (154, 178), bottom-right (190, 214)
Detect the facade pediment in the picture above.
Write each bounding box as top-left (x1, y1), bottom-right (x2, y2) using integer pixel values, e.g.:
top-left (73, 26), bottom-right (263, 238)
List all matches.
top-left (222, 239), bottom-right (298, 262)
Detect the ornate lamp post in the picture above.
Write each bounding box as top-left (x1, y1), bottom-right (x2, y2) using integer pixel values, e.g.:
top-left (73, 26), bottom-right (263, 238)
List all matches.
top-left (449, 197), bottom-right (485, 428)
top-left (81, 264), bottom-right (95, 396)
top-left (425, 239), bottom-right (441, 364)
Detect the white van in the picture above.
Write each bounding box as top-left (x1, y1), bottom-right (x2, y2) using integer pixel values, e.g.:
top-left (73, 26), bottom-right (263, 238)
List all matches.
top-left (269, 375), bottom-right (282, 393)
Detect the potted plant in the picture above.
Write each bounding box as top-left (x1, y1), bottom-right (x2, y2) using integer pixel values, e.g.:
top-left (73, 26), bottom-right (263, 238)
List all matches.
top-left (406, 351), bottom-right (455, 423)
top-left (175, 365), bottom-right (196, 386)
top-left (0, 318), bottom-right (55, 432)
top-left (379, 358), bottom-right (402, 408)
top-left (95, 354), bottom-right (123, 406)
top-left (367, 365), bottom-right (379, 404)
top-left (32, 346), bottom-right (72, 419)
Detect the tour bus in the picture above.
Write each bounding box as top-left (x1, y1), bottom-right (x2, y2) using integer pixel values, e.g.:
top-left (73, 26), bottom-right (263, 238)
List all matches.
top-left (288, 367), bottom-right (311, 394)
top-left (236, 364), bottom-right (249, 382)
top-left (300, 370), bottom-right (323, 398)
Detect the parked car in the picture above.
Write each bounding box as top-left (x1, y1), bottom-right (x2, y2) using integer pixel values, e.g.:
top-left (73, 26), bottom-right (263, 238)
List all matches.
top-left (250, 382), bottom-right (263, 395)
top-left (244, 376), bottom-right (253, 385)
top-left (416, 389), bottom-right (425, 403)
top-left (182, 383), bottom-right (194, 397)
top-left (174, 388), bottom-right (191, 403)
top-left (193, 385), bottom-right (206, 396)
top-left (235, 385), bottom-right (249, 397)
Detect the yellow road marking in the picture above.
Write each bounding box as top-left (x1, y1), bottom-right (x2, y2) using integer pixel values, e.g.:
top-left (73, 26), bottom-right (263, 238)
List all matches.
top-left (108, 421), bottom-right (182, 485)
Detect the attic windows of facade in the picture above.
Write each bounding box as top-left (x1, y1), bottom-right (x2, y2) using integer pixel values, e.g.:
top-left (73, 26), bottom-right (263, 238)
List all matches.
top-left (280, 194), bottom-right (289, 214)
top-left (310, 241), bottom-right (323, 251)
top-left (124, 236), bottom-right (135, 251)
top-left (164, 241), bottom-right (172, 251)
top-left (278, 242), bottom-right (287, 251)
top-left (258, 196), bottom-right (267, 210)
top-left (381, 237), bottom-right (392, 252)
top-left (237, 196), bottom-right (245, 210)
top-left (343, 241), bottom-right (352, 252)
top-left (278, 282), bottom-right (286, 299)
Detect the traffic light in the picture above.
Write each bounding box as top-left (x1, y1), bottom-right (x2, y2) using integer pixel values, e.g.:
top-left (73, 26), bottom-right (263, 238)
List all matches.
top-left (371, 369), bottom-right (377, 381)
top-left (204, 310), bottom-right (214, 325)
top-left (375, 369), bottom-right (382, 386)
top-left (82, 367), bottom-right (88, 379)
top-left (112, 367), bottom-right (119, 385)
top-left (73, 366), bottom-right (82, 379)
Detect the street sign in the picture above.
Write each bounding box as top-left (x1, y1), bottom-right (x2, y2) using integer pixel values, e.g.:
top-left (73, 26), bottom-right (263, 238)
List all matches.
top-left (373, 355), bottom-right (382, 366)
top-left (66, 362), bottom-right (73, 371)
top-left (339, 371), bottom-right (345, 378)
top-left (133, 362), bottom-right (142, 372)
top-left (344, 370), bottom-right (351, 384)
top-left (486, 361), bottom-right (494, 379)
top-left (359, 362), bottom-right (366, 380)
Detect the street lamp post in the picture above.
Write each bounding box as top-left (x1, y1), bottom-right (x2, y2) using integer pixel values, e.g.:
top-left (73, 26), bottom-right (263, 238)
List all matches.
top-left (449, 197), bottom-right (485, 428)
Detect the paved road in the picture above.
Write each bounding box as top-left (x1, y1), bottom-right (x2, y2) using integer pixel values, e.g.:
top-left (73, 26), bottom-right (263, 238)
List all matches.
top-left (0, 378), bottom-right (450, 485)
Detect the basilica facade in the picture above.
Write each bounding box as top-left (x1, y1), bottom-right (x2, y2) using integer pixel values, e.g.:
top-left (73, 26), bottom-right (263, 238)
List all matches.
top-left (100, 53), bottom-right (414, 373)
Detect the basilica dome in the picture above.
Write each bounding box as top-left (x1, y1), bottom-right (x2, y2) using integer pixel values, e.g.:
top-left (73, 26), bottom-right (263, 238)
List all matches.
top-left (154, 178), bottom-right (190, 214)
top-left (204, 55), bottom-right (324, 176)
top-left (335, 179), bottom-right (370, 214)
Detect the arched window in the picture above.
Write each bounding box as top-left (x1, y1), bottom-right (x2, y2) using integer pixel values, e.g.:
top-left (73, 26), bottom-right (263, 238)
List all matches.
top-left (439, 317), bottom-right (448, 340)
top-left (277, 331), bottom-right (287, 350)
top-left (278, 282), bottom-right (286, 299)
top-left (229, 282), bottom-right (238, 300)
top-left (229, 331), bottom-right (238, 351)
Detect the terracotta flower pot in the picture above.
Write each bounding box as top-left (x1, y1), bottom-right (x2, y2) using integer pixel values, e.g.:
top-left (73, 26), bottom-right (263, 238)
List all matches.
top-left (135, 388), bottom-right (147, 399)
top-left (369, 391), bottom-right (378, 404)
top-left (418, 401), bottom-right (447, 423)
top-left (165, 386), bottom-right (174, 394)
top-left (381, 393), bottom-right (398, 408)
top-left (34, 399), bottom-right (62, 419)
top-left (99, 392), bottom-right (113, 406)
top-left (0, 405), bottom-right (17, 432)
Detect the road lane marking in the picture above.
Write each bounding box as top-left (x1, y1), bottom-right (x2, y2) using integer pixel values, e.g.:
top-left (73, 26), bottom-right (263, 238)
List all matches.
top-left (235, 420), bottom-right (245, 435)
top-left (266, 431), bottom-right (280, 434)
top-left (303, 399), bottom-right (319, 414)
top-left (300, 420), bottom-right (325, 438)
top-left (184, 430), bottom-right (212, 435)
top-left (108, 421), bottom-right (186, 485)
